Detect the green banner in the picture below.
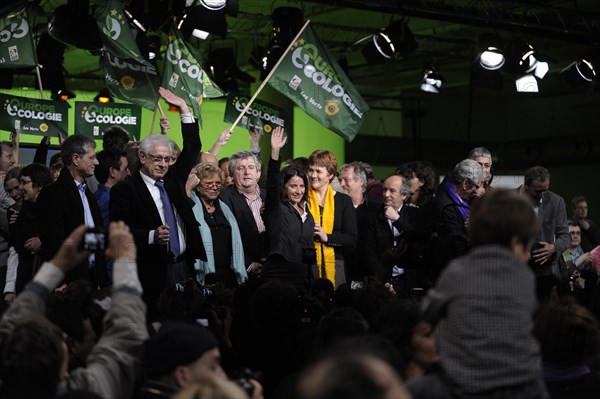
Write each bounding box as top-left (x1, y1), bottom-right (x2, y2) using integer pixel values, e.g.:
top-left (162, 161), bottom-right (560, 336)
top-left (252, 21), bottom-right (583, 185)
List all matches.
top-left (0, 93), bottom-right (67, 136)
top-left (267, 24), bottom-right (370, 142)
top-left (224, 93), bottom-right (292, 136)
top-left (162, 22), bottom-right (224, 120)
top-left (97, 0), bottom-right (147, 65)
top-left (101, 50), bottom-right (160, 111)
top-left (74, 102), bottom-right (141, 140)
top-left (0, 3), bottom-right (36, 69)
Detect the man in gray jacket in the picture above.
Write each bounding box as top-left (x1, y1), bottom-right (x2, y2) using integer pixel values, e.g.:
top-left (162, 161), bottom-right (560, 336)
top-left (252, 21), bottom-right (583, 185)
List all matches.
top-left (0, 222), bottom-right (147, 398)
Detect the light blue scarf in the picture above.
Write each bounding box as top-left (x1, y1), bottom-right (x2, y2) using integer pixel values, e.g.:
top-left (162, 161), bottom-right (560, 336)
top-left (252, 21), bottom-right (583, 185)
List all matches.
top-left (191, 192), bottom-right (247, 285)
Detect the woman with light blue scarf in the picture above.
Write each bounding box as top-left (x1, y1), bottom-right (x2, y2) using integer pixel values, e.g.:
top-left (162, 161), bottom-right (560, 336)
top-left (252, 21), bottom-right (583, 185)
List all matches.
top-left (190, 163), bottom-right (247, 288)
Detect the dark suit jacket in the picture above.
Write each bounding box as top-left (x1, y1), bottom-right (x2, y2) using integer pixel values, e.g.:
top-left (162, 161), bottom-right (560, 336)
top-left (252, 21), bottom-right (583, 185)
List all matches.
top-left (110, 120), bottom-right (205, 310)
top-left (424, 184), bottom-right (469, 240)
top-left (533, 189), bottom-right (571, 276)
top-left (362, 204), bottom-right (420, 279)
top-left (218, 184), bottom-right (267, 266)
top-left (37, 167), bottom-right (107, 286)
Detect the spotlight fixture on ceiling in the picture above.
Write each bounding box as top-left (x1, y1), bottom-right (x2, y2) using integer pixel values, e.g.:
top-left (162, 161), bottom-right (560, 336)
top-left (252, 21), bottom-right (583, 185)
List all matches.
top-left (200, 0), bottom-right (227, 10)
top-left (48, 0), bottom-right (101, 51)
top-left (94, 88), bottom-right (114, 104)
top-left (261, 7), bottom-right (304, 79)
top-left (362, 20), bottom-right (418, 63)
top-left (477, 34), bottom-right (505, 71)
top-left (504, 39), bottom-right (550, 93)
top-left (178, 4), bottom-right (228, 40)
top-left (561, 53), bottom-right (599, 87)
top-left (420, 64), bottom-right (445, 93)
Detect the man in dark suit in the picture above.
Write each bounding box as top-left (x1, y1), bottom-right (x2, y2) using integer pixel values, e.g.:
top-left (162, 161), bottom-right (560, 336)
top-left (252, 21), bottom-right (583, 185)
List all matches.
top-left (363, 175), bottom-right (421, 293)
top-left (218, 151), bottom-right (266, 274)
top-left (519, 165), bottom-right (570, 278)
top-left (110, 88), bottom-right (206, 320)
top-left (37, 135), bottom-right (108, 287)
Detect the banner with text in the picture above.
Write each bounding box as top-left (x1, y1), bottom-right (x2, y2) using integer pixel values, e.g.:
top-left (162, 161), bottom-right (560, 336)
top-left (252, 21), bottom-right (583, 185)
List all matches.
top-left (267, 24), bottom-right (370, 142)
top-left (0, 3), bottom-right (36, 69)
top-left (224, 93), bottom-right (291, 136)
top-left (74, 102), bottom-right (141, 140)
top-left (0, 93), bottom-right (67, 136)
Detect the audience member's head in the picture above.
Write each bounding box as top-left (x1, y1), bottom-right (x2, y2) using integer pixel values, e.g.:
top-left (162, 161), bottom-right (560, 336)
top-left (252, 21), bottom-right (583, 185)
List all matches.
top-left (395, 160), bottom-right (436, 207)
top-left (228, 151), bottom-right (261, 192)
top-left (316, 307), bottom-right (369, 348)
top-left (19, 163), bottom-right (54, 203)
top-left (0, 315), bottom-right (67, 398)
top-left (61, 135), bottom-right (98, 179)
top-left (279, 165), bottom-right (309, 204)
top-left (143, 321), bottom-right (226, 388)
top-left (308, 150), bottom-right (338, 183)
top-left (339, 162), bottom-right (367, 198)
top-left (0, 142), bottom-right (16, 172)
top-left (534, 301), bottom-right (600, 368)
top-left (523, 165), bottom-right (550, 205)
top-left (4, 166), bottom-right (22, 205)
top-left (571, 195), bottom-right (588, 219)
top-left (382, 174), bottom-right (411, 210)
top-left (468, 146), bottom-right (492, 184)
top-left (449, 159), bottom-right (484, 202)
top-left (218, 157), bottom-right (233, 185)
top-left (199, 151), bottom-right (218, 166)
top-left (102, 125), bottom-right (130, 152)
top-left (138, 134), bottom-right (176, 181)
top-left (95, 149), bottom-right (129, 186)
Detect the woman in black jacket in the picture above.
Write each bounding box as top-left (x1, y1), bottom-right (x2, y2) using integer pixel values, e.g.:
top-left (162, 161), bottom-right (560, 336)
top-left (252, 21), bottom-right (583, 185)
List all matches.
top-left (262, 127), bottom-right (315, 289)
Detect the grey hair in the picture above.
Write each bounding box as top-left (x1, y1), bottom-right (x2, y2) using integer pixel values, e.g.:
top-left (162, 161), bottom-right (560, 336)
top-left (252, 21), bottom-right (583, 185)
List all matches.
top-left (468, 146), bottom-right (492, 160)
top-left (398, 174), bottom-right (413, 196)
top-left (139, 134), bottom-right (175, 157)
top-left (228, 151), bottom-right (261, 176)
top-left (451, 159), bottom-right (484, 188)
top-left (340, 162), bottom-right (367, 192)
top-left (61, 135), bottom-right (96, 166)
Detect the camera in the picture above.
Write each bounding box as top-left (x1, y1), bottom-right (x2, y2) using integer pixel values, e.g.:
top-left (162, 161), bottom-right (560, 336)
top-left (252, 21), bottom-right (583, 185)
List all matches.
top-left (83, 228), bottom-right (106, 251)
top-left (231, 368), bottom-right (257, 397)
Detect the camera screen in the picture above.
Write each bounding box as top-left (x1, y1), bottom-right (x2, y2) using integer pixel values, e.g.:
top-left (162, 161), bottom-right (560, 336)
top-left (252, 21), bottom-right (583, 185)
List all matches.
top-left (84, 232), bottom-right (105, 251)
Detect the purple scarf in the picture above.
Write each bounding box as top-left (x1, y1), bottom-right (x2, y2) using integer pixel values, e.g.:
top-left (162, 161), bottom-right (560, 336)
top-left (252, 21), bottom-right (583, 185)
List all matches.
top-left (443, 179), bottom-right (470, 221)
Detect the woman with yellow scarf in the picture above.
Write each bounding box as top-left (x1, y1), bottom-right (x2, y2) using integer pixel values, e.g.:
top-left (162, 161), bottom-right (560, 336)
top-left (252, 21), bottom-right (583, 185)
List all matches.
top-left (307, 150), bottom-right (358, 287)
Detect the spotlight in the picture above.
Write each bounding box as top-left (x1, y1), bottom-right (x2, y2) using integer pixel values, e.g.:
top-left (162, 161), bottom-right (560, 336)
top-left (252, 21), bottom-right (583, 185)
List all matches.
top-left (200, 0), bottom-right (226, 10)
top-left (207, 47), bottom-right (255, 93)
top-left (178, 5), bottom-right (227, 40)
top-left (48, 0), bottom-right (102, 51)
top-left (420, 64), bottom-right (445, 93)
top-left (515, 75), bottom-right (538, 92)
top-left (362, 21), bottom-right (418, 63)
top-left (124, 7), bottom-right (146, 33)
top-left (477, 34), bottom-right (505, 71)
top-left (94, 88), bottom-right (114, 104)
top-left (505, 39), bottom-right (550, 80)
top-left (562, 53), bottom-right (599, 86)
top-left (53, 89), bottom-right (76, 102)
top-left (147, 36), bottom-right (162, 60)
top-left (261, 7), bottom-right (304, 79)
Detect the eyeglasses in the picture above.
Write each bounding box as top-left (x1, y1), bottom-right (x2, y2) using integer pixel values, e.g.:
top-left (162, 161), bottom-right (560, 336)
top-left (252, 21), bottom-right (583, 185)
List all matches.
top-left (145, 153), bottom-right (175, 164)
top-left (19, 178), bottom-right (32, 186)
top-left (200, 181), bottom-right (223, 189)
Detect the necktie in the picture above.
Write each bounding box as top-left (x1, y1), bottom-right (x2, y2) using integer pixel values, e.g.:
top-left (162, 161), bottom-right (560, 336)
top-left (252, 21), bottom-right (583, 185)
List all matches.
top-left (155, 180), bottom-right (181, 256)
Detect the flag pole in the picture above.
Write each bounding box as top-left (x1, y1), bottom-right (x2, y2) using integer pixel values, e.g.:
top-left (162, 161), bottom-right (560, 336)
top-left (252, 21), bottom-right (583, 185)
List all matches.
top-left (229, 19), bottom-right (311, 130)
top-left (150, 102), bottom-right (158, 134)
top-left (35, 65), bottom-right (45, 99)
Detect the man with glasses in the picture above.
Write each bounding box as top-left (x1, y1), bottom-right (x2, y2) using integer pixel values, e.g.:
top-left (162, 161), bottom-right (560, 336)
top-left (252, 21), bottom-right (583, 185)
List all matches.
top-left (110, 88), bottom-right (206, 321)
top-left (520, 165), bottom-right (570, 277)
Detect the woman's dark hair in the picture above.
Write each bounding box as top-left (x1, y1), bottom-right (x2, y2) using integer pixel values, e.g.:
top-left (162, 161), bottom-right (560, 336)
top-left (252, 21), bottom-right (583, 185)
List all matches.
top-left (280, 165), bottom-right (309, 203)
top-left (20, 163), bottom-right (53, 190)
top-left (395, 160), bottom-right (436, 208)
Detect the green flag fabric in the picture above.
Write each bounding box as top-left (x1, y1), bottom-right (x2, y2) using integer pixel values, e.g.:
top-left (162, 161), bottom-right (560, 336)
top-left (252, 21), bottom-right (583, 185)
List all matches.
top-left (162, 23), bottom-right (224, 120)
top-left (0, 93), bottom-right (68, 137)
top-left (267, 24), bottom-right (370, 142)
top-left (101, 50), bottom-right (160, 111)
top-left (97, 0), bottom-right (147, 65)
top-left (224, 92), bottom-right (292, 137)
top-left (0, 3), bottom-right (36, 69)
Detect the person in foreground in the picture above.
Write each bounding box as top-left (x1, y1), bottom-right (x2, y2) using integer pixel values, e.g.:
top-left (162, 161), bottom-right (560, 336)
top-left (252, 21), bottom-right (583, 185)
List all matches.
top-left (0, 222), bottom-right (147, 399)
top-left (409, 189), bottom-right (548, 399)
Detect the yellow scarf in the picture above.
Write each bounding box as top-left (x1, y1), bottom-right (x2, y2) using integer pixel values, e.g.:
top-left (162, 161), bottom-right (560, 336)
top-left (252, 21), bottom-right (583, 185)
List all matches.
top-left (308, 185), bottom-right (336, 285)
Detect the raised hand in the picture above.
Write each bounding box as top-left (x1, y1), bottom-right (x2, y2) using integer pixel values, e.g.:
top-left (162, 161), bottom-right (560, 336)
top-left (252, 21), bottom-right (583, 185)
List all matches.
top-left (158, 87), bottom-right (189, 114)
top-left (270, 126), bottom-right (287, 160)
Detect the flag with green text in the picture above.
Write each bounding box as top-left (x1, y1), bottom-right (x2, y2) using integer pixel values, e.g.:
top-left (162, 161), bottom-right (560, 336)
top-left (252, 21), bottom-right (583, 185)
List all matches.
top-left (96, 0), bottom-right (147, 65)
top-left (162, 23), bottom-right (224, 120)
top-left (267, 24), bottom-right (370, 142)
top-left (101, 50), bottom-right (160, 111)
top-left (0, 3), bottom-right (36, 69)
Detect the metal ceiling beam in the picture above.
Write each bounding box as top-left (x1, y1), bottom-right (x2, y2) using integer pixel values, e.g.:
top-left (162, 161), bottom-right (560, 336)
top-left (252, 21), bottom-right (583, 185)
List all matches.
top-left (301, 0), bottom-right (600, 45)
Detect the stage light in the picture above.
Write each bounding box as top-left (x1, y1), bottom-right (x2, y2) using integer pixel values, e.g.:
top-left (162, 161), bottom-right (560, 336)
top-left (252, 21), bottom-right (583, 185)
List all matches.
top-left (478, 34), bottom-right (505, 71)
top-left (124, 7), bottom-right (146, 33)
top-left (515, 75), bottom-right (538, 92)
top-left (48, 0), bottom-right (101, 51)
top-left (53, 89), bottom-right (76, 102)
top-left (562, 54), bottom-right (598, 86)
top-left (362, 20), bottom-right (418, 63)
top-left (261, 7), bottom-right (304, 79)
top-left (178, 5), bottom-right (227, 40)
top-left (200, 0), bottom-right (227, 10)
top-left (94, 89), bottom-right (114, 104)
top-left (505, 39), bottom-right (550, 80)
top-left (420, 64), bottom-right (444, 93)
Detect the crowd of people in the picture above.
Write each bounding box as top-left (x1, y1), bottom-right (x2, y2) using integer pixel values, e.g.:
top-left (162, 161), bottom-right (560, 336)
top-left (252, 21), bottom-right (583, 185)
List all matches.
top-left (0, 88), bottom-right (599, 399)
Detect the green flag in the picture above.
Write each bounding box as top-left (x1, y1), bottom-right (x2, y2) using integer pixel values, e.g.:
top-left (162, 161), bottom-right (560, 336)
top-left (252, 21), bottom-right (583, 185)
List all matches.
top-left (96, 0), bottom-right (147, 65)
top-left (0, 93), bottom-right (68, 137)
top-left (0, 3), bottom-right (36, 69)
top-left (267, 24), bottom-right (370, 142)
top-left (101, 50), bottom-right (160, 111)
top-left (162, 23), bottom-right (224, 120)
top-left (74, 101), bottom-right (141, 140)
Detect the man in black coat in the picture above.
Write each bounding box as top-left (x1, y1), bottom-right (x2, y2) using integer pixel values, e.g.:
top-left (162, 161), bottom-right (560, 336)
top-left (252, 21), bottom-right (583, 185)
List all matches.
top-left (37, 134), bottom-right (107, 287)
top-left (110, 88), bottom-right (206, 320)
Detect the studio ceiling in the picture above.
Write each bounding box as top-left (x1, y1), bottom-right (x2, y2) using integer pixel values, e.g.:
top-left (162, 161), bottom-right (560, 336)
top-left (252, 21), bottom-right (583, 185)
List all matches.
top-left (11, 0), bottom-right (600, 105)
